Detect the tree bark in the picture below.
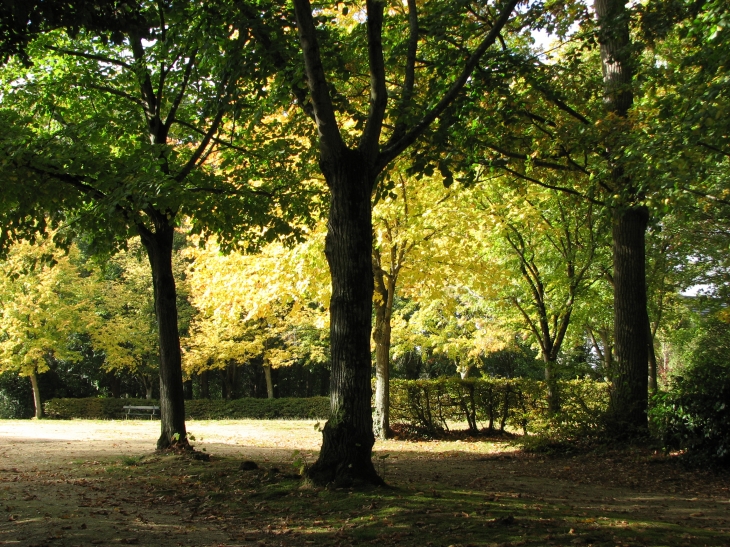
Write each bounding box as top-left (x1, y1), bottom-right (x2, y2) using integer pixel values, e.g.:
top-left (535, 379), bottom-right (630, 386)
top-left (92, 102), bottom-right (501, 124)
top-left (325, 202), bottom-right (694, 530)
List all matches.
top-left (30, 371), bottom-right (43, 419)
top-left (199, 370), bottom-right (209, 399)
top-left (544, 359), bottom-right (560, 414)
top-left (372, 290), bottom-right (392, 439)
top-left (609, 207), bottom-right (649, 429)
top-left (372, 247), bottom-right (398, 439)
top-left (263, 364), bottom-right (274, 399)
top-left (139, 220), bottom-right (188, 450)
top-left (594, 0), bottom-right (649, 432)
top-left (307, 147), bottom-right (383, 487)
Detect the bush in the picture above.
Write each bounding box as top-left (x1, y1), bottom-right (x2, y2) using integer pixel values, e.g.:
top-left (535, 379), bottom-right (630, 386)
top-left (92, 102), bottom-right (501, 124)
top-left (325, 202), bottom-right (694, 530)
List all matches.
top-left (44, 396), bottom-right (331, 420)
top-left (389, 377), bottom-right (608, 436)
top-left (650, 320), bottom-right (730, 466)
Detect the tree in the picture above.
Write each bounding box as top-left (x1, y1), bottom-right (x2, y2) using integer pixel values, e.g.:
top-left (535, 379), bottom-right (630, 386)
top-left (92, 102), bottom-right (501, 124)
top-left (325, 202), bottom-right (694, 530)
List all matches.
top-left (183, 234), bottom-right (329, 399)
top-left (290, 0), bottom-right (522, 485)
top-left (472, 180), bottom-right (606, 411)
top-left (0, 236), bottom-right (89, 418)
top-left (0, 1), bottom-right (310, 448)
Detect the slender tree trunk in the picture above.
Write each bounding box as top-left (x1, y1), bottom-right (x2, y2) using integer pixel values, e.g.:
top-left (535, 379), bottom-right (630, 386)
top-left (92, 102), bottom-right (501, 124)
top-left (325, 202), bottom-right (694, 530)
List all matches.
top-left (139, 221), bottom-right (187, 450)
top-left (30, 371), bottom-right (42, 419)
top-left (183, 379), bottom-right (193, 400)
top-left (648, 316), bottom-right (658, 395)
top-left (595, 0), bottom-right (649, 432)
top-left (263, 364), bottom-right (274, 399)
top-left (372, 298), bottom-right (392, 439)
top-left (307, 148), bottom-right (383, 486)
top-left (373, 258), bottom-right (396, 440)
top-left (199, 370), bottom-right (209, 399)
top-left (109, 373), bottom-right (121, 398)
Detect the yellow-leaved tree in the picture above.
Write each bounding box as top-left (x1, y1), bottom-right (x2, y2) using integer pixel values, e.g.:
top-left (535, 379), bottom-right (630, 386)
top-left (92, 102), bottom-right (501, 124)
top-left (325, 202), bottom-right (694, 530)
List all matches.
top-left (371, 167), bottom-right (508, 436)
top-left (0, 236), bottom-right (91, 418)
top-left (183, 229), bottom-right (330, 399)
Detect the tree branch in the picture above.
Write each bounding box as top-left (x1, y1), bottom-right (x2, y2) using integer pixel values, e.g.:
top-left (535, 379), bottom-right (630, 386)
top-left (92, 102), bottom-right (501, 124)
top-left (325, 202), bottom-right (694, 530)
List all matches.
top-left (390, 0), bottom-right (419, 144)
top-left (164, 51), bottom-right (198, 134)
top-left (87, 84), bottom-right (145, 109)
top-left (172, 118), bottom-right (254, 155)
top-left (47, 46), bottom-right (132, 69)
top-left (359, 0), bottom-right (388, 162)
top-left (292, 0), bottom-right (344, 157)
top-left (378, 0), bottom-right (520, 171)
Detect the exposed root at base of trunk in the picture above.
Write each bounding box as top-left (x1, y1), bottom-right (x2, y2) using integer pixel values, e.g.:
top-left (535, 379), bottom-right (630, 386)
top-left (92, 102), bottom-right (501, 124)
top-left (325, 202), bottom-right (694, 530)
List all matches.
top-left (155, 438), bottom-right (210, 460)
top-left (306, 459), bottom-right (386, 488)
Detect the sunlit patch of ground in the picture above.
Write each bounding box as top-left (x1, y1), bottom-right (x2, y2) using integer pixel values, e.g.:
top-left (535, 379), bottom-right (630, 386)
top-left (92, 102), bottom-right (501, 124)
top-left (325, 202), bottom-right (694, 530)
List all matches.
top-left (1, 419), bottom-right (729, 547)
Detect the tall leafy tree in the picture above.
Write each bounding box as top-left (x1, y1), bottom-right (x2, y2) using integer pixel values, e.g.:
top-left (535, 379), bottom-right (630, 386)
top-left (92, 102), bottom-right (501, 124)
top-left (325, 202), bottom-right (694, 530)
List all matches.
top-left (0, 1), bottom-right (310, 448)
top-left (0, 237), bottom-right (90, 418)
top-left (289, 0), bottom-right (522, 484)
top-left (473, 180), bottom-right (607, 410)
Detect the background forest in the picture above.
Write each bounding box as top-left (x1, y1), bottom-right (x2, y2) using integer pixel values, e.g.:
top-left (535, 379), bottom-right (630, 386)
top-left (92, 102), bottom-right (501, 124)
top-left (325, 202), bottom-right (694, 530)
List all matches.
top-left (0, 0), bottom-right (729, 471)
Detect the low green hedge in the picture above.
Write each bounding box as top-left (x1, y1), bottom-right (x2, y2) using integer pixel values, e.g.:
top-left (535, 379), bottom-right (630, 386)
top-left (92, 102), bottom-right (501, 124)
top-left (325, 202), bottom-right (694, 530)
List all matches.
top-left (185, 397), bottom-right (330, 420)
top-left (44, 398), bottom-right (151, 419)
top-left (44, 396), bottom-right (331, 420)
top-left (390, 377), bottom-right (608, 435)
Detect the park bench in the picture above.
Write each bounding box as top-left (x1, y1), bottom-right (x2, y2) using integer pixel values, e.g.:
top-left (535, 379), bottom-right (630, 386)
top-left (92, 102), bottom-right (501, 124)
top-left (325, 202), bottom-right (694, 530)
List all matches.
top-left (122, 405), bottom-right (160, 420)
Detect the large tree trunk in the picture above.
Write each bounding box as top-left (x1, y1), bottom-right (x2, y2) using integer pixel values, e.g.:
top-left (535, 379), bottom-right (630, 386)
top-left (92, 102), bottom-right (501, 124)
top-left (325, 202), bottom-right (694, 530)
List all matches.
top-left (140, 221), bottom-right (188, 450)
top-left (30, 371), bottom-right (43, 419)
top-left (595, 0), bottom-right (649, 432)
top-left (307, 148), bottom-right (383, 486)
top-left (609, 207), bottom-right (649, 429)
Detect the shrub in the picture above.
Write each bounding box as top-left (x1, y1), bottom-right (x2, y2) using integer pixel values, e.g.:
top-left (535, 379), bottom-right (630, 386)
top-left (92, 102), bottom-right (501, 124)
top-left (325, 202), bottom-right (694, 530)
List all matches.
top-left (650, 320), bottom-right (730, 466)
top-left (389, 377), bottom-right (608, 436)
top-left (44, 396), bottom-right (331, 420)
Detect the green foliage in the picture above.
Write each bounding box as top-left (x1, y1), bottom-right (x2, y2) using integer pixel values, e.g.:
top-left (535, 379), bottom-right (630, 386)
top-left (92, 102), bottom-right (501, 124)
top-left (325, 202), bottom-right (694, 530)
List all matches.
top-left (184, 397), bottom-right (330, 420)
top-left (44, 396), bottom-right (331, 420)
top-left (389, 377), bottom-right (607, 436)
top-left (650, 319), bottom-right (730, 466)
top-left (44, 397), bottom-right (151, 419)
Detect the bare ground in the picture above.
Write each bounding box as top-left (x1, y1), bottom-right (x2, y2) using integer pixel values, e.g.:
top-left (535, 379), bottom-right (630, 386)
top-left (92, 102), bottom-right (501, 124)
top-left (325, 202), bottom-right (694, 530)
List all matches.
top-left (1, 420), bottom-right (729, 547)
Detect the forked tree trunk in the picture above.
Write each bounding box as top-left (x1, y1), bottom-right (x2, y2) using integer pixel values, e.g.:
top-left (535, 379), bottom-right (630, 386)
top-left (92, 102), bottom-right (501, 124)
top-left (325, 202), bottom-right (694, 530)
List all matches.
top-left (139, 220), bottom-right (188, 450)
top-left (30, 371), bottom-right (43, 419)
top-left (307, 148), bottom-right (383, 486)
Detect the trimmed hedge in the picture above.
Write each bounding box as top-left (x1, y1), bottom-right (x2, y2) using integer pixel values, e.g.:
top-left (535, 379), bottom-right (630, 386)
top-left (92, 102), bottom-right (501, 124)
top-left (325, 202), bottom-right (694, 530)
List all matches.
top-left (390, 377), bottom-right (608, 435)
top-left (44, 396), bottom-right (330, 420)
top-left (185, 397), bottom-right (330, 420)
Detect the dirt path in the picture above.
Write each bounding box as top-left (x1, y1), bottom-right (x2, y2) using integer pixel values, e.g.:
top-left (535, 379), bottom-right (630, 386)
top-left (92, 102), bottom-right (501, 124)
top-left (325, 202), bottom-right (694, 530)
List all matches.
top-left (1, 420), bottom-right (729, 547)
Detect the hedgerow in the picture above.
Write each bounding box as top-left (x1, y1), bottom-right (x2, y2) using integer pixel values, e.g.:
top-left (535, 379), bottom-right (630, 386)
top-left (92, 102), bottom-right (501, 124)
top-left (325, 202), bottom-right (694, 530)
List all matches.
top-left (44, 396), bottom-right (330, 420)
top-left (390, 377), bottom-right (608, 436)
